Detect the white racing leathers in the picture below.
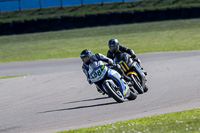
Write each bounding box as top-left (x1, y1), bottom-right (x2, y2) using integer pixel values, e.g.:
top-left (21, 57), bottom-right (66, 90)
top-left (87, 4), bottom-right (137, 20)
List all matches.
top-left (82, 53), bottom-right (113, 83)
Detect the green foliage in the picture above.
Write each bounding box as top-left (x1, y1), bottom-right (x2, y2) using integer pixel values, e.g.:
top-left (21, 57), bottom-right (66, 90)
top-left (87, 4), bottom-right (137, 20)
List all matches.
top-left (56, 108), bottom-right (200, 133)
top-left (0, 18), bottom-right (200, 62)
top-left (1, 0), bottom-right (200, 22)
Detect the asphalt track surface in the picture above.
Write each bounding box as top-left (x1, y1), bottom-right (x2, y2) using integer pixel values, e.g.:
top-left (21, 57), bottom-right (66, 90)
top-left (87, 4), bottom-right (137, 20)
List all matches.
top-left (0, 51), bottom-right (200, 133)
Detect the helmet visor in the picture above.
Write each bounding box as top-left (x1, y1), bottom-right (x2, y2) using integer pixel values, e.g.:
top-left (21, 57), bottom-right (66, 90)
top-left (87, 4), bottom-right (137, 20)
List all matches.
top-left (109, 46), bottom-right (118, 53)
top-left (81, 56), bottom-right (90, 64)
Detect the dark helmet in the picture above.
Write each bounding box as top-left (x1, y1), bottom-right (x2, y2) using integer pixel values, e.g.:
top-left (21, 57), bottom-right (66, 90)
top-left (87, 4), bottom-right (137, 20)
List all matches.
top-left (80, 49), bottom-right (93, 65)
top-left (108, 38), bottom-right (119, 53)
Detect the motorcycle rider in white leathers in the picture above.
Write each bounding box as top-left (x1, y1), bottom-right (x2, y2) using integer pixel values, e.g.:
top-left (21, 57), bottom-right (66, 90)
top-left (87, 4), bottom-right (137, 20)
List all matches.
top-left (80, 49), bottom-right (132, 94)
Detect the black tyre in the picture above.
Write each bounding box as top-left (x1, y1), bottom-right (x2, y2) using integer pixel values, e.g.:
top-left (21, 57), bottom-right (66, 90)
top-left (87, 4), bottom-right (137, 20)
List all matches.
top-left (130, 74), bottom-right (144, 94)
top-left (103, 82), bottom-right (125, 103)
top-left (127, 91), bottom-right (137, 101)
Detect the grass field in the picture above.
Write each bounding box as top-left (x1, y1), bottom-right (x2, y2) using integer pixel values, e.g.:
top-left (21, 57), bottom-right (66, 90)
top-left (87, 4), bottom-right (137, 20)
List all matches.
top-left (0, 18), bottom-right (200, 62)
top-left (0, 75), bottom-right (27, 79)
top-left (56, 108), bottom-right (200, 133)
top-left (1, 0), bottom-right (200, 23)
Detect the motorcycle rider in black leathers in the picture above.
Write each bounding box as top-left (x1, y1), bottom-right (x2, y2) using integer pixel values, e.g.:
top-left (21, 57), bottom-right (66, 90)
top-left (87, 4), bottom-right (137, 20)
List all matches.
top-left (80, 49), bottom-right (132, 94)
top-left (107, 38), bottom-right (147, 75)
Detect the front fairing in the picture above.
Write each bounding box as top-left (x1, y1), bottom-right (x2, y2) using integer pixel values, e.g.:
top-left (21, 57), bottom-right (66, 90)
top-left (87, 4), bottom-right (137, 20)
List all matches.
top-left (89, 65), bottom-right (108, 83)
top-left (88, 60), bottom-right (105, 73)
top-left (88, 60), bottom-right (108, 83)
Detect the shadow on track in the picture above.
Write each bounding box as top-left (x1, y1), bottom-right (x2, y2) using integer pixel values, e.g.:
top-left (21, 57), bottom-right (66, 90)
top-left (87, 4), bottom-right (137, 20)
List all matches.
top-left (63, 97), bottom-right (110, 104)
top-left (38, 101), bottom-right (117, 114)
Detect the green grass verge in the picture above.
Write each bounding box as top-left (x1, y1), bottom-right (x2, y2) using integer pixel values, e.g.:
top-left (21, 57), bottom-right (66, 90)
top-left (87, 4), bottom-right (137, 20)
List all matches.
top-left (0, 18), bottom-right (200, 62)
top-left (56, 108), bottom-right (200, 133)
top-left (1, 0), bottom-right (200, 23)
top-left (0, 75), bottom-right (28, 79)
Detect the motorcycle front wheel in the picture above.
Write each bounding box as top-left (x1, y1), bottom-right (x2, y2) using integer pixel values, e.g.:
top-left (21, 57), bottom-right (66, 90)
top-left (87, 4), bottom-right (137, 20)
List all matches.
top-left (103, 82), bottom-right (125, 103)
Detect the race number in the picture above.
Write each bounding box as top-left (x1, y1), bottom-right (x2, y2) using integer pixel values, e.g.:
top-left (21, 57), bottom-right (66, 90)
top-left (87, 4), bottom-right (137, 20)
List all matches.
top-left (92, 68), bottom-right (102, 78)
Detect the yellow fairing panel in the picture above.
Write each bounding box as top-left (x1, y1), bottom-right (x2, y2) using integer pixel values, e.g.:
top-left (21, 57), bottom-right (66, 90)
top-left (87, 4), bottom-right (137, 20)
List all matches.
top-left (119, 61), bottom-right (130, 72)
top-left (120, 64), bottom-right (127, 72)
top-left (123, 62), bottom-right (130, 71)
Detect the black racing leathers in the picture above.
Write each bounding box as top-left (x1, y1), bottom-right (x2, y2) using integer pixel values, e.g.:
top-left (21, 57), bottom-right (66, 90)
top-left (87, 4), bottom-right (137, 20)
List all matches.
top-left (107, 45), bottom-right (136, 59)
top-left (107, 45), bottom-right (141, 65)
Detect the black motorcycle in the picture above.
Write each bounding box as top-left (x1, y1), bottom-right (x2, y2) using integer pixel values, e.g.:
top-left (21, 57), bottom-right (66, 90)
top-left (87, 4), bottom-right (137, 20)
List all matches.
top-left (114, 52), bottom-right (148, 94)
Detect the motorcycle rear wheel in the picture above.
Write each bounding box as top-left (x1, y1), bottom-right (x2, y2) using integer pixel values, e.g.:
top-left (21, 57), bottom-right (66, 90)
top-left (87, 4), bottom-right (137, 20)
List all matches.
top-left (127, 91), bottom-right (137, 100)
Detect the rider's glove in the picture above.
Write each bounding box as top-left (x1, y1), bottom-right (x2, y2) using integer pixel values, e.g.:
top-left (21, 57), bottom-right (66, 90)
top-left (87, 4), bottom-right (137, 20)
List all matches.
top-left (133, 58), bottom-right (141, 66)
top-left (131, 54), bottom-right (136, 58)
top-left (134, 58), bottom-right (141, 63)
top-left (108, 60), bottom-right (113, 65)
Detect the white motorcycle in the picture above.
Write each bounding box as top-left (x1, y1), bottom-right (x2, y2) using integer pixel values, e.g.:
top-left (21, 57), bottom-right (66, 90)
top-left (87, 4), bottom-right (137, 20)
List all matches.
top-left (88, 60), bottom-right (137, 103)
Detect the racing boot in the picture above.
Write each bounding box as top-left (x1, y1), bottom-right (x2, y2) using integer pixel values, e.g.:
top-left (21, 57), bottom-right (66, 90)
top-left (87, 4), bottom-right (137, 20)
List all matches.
top-left (96, 85), bottom-right (105, 95)
top-left (142, 70), bottom-right (148, 76)
top-left (141, 67), bottom-right (148, 76)
top-left (144, 71), bottom-right (147, 76)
